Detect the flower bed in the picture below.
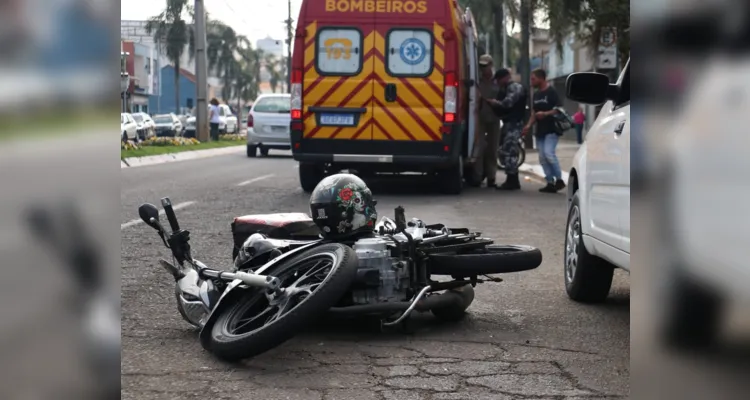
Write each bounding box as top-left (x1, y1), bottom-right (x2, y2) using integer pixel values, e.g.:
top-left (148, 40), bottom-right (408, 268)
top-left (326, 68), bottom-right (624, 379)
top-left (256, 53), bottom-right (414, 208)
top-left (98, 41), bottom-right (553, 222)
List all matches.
top-left (121, 136), bottom-right (244, 159)
top-left (219, 133), bottom-right (247, 141)
top-left (143, 137), bottom-right (201, 147)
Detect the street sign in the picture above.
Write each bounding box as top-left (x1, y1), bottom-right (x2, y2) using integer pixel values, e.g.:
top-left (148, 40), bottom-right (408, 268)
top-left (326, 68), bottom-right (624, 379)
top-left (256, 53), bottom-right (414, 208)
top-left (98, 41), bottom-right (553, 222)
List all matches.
top-left (597, 28), bottom-right (617, 70)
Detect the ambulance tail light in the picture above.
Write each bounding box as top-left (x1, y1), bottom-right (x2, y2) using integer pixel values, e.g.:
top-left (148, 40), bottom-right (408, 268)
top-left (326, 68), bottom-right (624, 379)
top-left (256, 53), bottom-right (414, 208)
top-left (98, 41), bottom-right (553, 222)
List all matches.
top-left (444, 72), bottom-right (458, 124)
top-left (291, 69), bottom-right (303, 120)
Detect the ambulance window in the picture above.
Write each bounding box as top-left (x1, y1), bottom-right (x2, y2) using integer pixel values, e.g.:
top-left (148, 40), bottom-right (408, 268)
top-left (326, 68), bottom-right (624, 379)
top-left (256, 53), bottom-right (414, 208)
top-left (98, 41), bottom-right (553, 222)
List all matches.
top-left (316, 28), bottom-right (362, 76)
top-left (387, 29), bottom-right (433, 77)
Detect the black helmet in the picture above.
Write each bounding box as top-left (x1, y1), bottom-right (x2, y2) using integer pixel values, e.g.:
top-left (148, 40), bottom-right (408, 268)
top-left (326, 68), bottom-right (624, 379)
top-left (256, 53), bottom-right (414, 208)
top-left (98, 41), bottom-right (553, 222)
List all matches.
top-left (234, 233), bottom-right (285, 270)
top-left (309, 174), bottom-right (377, 238)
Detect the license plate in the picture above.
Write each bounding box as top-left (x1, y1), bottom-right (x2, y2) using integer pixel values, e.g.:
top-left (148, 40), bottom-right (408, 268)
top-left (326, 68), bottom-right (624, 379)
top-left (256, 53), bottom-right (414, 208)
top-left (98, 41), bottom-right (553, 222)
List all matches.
top-left (320, 113), bottom-right (355, 126)
top-left (271, 125), bottom-right (288, 133)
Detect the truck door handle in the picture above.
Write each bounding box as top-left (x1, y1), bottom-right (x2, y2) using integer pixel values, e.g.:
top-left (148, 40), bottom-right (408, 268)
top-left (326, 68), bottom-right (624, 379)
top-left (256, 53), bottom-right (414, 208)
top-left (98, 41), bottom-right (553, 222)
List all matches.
top-left (614, 120), bottom-right (625, 135)
top-left (385, 83), bottom-right (397, 102)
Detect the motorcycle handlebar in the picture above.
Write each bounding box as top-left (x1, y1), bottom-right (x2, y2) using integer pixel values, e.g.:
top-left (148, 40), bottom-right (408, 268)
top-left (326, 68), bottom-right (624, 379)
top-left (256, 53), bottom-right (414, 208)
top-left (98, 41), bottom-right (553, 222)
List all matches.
top-left (160, 197), bottom-right (180, 232)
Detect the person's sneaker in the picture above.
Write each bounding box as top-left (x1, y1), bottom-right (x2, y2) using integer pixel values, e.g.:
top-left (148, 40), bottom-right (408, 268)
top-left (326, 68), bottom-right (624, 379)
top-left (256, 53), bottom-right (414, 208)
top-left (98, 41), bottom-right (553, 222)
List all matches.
top-left (554, 179), bottom-right (566, 192)
top-left (539, 183), bottom-right (556, 193)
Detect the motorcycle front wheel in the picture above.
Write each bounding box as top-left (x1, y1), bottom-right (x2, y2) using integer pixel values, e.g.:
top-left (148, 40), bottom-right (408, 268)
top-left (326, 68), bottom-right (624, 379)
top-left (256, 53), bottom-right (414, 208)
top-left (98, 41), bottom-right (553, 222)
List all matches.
top-left (207, 243), bottom-right (358, 361)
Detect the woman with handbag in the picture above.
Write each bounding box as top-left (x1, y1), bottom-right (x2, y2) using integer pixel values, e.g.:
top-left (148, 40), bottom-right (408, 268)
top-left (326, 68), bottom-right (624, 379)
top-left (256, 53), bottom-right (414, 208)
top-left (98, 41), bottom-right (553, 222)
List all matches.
top-left (523, 68), bottom-right (566, 193)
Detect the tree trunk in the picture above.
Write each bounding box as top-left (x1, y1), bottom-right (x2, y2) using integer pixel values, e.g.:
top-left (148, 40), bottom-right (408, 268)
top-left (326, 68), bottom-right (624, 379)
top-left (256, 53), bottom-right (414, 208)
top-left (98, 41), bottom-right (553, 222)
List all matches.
top-left (174, 59), bottom-right (181, 114)
top-left (492, 5), bottom-right (504, 68)
top-left (520, 0), bottom-right (533, 149)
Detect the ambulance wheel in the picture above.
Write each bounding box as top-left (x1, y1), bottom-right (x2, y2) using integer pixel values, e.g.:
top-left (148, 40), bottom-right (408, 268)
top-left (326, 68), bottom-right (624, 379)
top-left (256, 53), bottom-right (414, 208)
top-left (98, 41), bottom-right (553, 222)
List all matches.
top-left (439, 157), bottom-right (463, 194)
top-left (299, 162), bottom-right (324, 193)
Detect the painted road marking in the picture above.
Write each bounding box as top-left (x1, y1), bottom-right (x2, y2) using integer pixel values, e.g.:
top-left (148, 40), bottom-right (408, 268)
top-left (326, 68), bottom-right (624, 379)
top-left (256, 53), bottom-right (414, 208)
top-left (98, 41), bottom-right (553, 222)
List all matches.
top-left (237, 174), bottom-right (275, 187)
top-left (120, 201), bottom-right (196, 230)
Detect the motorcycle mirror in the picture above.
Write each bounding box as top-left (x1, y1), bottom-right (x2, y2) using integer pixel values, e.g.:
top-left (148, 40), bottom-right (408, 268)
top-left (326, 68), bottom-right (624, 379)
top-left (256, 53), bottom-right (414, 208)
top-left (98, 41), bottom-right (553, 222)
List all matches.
top-left (138, 203), bottom-right (161, 230)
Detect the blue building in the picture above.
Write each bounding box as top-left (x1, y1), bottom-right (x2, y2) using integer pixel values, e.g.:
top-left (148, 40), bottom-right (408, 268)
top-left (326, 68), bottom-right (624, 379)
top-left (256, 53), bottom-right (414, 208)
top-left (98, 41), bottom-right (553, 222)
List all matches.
top-left (149, 66), bottom-right (197, 115)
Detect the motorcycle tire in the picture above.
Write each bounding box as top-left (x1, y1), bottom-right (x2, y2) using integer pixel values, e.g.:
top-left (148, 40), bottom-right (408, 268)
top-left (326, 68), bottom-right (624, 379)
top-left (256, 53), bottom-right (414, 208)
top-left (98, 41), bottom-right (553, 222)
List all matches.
top-left (207, 243), bottom-right (358, 361)
top-left (428, 244), bottom-right (542, 276)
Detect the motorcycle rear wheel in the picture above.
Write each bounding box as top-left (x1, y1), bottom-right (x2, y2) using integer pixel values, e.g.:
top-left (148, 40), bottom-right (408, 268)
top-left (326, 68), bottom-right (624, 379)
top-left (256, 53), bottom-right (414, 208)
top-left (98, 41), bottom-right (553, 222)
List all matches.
top-left (207, 243), bottom-right (358, 361)
top-left (428, 244), bottom-right (542, 276)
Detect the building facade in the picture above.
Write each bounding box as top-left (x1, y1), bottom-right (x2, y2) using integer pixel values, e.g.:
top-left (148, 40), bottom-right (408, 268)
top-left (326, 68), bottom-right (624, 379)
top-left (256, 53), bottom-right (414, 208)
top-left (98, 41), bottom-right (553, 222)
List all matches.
top-left (121, 20), bottom-right (223, 107)
top-left (148, 66), bottom-right (199, 115)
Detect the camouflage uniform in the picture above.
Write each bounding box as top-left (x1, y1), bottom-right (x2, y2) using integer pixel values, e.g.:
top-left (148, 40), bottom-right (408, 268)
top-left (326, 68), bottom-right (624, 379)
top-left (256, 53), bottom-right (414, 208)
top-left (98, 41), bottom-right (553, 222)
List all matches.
top-left (495, 81), bottom-right (525, 176)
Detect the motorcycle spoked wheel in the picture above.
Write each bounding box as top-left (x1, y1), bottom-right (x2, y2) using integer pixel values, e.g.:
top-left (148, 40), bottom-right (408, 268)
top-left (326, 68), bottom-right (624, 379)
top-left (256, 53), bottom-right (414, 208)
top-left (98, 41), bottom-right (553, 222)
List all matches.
top-left (207, 243), bottom-right (358, 361)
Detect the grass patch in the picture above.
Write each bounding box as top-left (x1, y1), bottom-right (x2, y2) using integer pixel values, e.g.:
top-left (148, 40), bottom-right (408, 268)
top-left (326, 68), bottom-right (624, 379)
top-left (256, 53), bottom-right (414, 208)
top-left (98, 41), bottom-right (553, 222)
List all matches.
top-left (122, 139), bottom-right (243, 159)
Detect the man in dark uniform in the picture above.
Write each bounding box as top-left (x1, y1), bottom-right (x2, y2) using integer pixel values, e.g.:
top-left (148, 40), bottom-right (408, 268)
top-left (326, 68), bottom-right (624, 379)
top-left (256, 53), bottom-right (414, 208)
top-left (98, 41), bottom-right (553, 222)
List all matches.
top-left (484, 68), bottom-right (527, 190)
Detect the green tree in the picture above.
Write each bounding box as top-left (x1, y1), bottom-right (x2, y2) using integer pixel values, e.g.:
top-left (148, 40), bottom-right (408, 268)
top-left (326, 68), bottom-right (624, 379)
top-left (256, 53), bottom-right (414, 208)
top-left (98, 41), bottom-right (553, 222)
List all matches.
top-left (264, 54), bottom-right (283, 93)
top-left (537, 0), bottom-right (629, 68)
top-left (235, 45), bottom-right (259, 115)
top-left (458, 0), bottom-right (519, 67)
top-left (206, 22), bottom-right (250, 103)
top-left (145, 0), bottom-right (193, 114)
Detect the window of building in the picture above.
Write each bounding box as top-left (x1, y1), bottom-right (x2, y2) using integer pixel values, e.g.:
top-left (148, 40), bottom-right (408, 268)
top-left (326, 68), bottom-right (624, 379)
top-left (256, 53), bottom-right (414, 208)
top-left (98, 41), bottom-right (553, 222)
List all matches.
top-left (386, 29), bottom-right (433, 77)
top-left (316, 28), bottom-right (362, 76)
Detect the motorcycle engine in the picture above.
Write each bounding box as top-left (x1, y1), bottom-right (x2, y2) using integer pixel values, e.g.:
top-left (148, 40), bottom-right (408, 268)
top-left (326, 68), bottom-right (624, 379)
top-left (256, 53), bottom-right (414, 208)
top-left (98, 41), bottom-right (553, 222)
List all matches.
top-left (351, 237), bottom-right (410, 304)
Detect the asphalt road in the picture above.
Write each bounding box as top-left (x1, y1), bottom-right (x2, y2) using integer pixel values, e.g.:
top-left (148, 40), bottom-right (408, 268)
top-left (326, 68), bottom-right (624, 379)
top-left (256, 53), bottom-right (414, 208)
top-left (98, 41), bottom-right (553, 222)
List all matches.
top-left (121, 149), bottom-right (630, 400)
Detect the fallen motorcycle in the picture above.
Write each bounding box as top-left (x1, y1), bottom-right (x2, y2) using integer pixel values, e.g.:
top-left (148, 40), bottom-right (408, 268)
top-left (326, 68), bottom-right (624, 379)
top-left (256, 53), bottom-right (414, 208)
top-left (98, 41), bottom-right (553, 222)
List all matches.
top-left (138, 196), bottom-right (542, 362)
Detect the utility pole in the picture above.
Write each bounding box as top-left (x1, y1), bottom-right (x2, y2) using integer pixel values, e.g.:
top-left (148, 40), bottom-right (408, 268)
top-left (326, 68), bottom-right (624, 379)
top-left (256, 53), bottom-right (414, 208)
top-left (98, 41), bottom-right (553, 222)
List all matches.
top-left (195, 0), bottom-right (209, 142)
top-left (520, 0), bottom-right (533, 149)
top-left (285, 0), bottom-right (293, 93)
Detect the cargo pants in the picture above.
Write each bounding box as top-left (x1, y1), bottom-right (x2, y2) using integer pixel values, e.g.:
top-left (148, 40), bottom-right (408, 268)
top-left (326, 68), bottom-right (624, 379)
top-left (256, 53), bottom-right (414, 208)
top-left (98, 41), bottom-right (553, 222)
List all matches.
top-left (501, 121), bottom-right (523, 175)
top-left (472, 121), bottom-right (501, 184)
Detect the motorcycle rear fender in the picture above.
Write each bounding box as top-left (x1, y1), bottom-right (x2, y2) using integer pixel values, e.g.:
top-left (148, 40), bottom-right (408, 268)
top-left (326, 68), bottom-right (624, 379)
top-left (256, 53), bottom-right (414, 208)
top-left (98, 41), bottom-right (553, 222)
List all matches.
top-left (199, 240), bottom-right (323, 349)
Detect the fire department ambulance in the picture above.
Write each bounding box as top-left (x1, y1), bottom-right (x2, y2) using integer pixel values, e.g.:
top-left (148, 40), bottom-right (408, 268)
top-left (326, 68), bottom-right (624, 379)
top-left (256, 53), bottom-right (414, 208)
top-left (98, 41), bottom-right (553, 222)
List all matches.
top-left (289, 0), bottom-right (482, 194)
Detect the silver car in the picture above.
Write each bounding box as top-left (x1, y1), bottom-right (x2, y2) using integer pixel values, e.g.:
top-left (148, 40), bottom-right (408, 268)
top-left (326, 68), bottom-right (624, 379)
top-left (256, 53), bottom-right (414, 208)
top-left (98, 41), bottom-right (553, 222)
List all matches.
top-left (247, 94), bottom-right (291, 157)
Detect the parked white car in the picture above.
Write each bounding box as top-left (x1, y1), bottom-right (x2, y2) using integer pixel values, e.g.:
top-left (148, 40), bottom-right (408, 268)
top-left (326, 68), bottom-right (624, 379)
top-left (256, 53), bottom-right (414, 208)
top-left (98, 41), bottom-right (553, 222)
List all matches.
top-left (184, 104), bottom-right (239, 136)
top-left (562, 59), bottom-right (630, 303)
top-left (121, 113), bottom-right (138, 142)
top-left (247, 94), bottom-right (291, 157)
top-left (152, 113), bottom-right (184, 137)
top-left (132, 112), bottom-right (155, 140)
top-left (219, 104), bottom-right (239, 134)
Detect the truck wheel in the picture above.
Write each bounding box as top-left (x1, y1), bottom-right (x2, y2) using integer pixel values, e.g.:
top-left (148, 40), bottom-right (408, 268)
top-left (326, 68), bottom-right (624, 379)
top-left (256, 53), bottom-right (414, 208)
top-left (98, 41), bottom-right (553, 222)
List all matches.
top-left (438, 157), bottom-right (463, 194)
top-left (247, 145), bottom-right (257, 157)
top-left (564, 191), bottom-right (614, 303)
top-left (299, 163), bottom-right (324, 193)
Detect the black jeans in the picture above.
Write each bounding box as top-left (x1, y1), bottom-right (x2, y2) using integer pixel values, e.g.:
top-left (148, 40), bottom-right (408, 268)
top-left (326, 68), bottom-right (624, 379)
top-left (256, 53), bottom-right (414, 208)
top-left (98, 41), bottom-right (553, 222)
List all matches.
top-left (210, 122), bottom-right (220, 140)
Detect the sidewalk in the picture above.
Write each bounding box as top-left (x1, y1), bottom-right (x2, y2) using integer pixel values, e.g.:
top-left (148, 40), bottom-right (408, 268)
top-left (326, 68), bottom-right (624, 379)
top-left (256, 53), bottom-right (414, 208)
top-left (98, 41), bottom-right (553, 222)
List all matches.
top-left (518, 139), bottom-right (580, 183)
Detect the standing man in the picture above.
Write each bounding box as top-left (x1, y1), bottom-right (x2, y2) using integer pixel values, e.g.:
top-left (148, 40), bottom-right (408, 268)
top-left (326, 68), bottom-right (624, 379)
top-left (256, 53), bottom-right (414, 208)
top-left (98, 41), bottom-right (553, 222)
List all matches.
top-left (523, 69), bottom-right (565, 193)
top-left (472, 54), bottom-right (502, 188)
top-left (485, 68), bottom-right (527, 190)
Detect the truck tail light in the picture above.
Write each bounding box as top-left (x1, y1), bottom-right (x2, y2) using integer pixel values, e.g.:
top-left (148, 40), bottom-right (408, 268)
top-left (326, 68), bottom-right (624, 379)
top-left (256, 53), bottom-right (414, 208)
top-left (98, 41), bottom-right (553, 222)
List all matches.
top-left (444, 72), bottom-right (457, 124)
top-left (291, 69), bottom-right (303, 120)
top-left (247, 114), bottom-right (253, 128)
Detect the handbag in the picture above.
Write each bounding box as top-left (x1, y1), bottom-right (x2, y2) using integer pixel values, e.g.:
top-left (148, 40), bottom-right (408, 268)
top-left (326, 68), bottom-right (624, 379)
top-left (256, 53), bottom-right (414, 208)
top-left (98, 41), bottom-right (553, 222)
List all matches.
top-left (553, 107), bottom-right (575, 135)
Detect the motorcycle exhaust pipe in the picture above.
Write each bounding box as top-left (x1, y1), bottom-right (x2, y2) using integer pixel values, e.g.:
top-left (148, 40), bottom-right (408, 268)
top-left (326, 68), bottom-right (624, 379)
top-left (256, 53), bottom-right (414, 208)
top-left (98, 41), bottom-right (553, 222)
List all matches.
top-left (328, 289), bottom-right (466, 317)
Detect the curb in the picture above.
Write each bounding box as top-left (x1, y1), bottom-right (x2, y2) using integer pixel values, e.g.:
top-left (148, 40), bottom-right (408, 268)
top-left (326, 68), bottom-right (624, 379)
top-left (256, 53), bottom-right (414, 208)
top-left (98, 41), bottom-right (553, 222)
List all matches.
top-left (518, 163), bottom-right (570, 184)
top-left (121, 145), bottom-right (245, 169)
